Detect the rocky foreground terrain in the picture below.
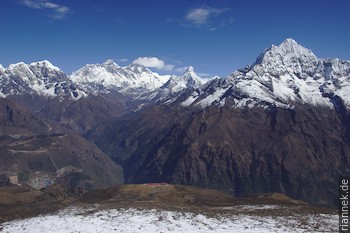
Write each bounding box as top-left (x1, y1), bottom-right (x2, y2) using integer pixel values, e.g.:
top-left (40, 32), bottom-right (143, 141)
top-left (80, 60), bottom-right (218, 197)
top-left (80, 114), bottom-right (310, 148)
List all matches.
top-left (0, 184), bottom-right (338, 232)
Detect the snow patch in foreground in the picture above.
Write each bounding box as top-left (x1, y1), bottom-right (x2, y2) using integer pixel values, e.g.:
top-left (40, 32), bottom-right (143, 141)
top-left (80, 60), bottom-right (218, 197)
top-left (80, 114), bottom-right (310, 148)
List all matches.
top-left (1, 207), bottom-right (338, 233)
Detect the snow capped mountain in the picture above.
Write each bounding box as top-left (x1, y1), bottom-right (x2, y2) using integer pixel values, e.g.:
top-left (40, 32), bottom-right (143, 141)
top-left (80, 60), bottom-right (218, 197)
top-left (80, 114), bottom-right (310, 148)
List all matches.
top-left (0, 60), bottom-right (85, 99)
top-left (30, 60), bottom-right (61, 72)
top-left (70, 60), bottom-right (170, 94)
top-left (136, 66), bottom-right (211, 102)
top-left (181, 38), bottom-right (350, 109)
top-left (182, 66), bottom-right (207, 88)
top-left (181, 78), bottom-right (231, 107)
top-left (160, 66), bottom-right (208, 94)
top-left (254, 38), bottom-right (319, 76)
top-left (1, 59), bottom-right (207, 102)
top-left (1, 38), bottom-right (349, 110)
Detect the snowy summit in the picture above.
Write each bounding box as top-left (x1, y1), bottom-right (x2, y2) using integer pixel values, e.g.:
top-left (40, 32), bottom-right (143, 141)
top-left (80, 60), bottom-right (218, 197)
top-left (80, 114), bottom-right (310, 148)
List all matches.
top-left (180, 38), bottom-right (350, 109)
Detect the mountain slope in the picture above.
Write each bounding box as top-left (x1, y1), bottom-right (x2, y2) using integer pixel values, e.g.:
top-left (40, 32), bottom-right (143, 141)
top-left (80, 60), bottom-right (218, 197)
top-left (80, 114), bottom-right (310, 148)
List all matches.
top-left (89, 103), bottom-right (349, 207)
top-left (0, 98), bottom-right (123, 192)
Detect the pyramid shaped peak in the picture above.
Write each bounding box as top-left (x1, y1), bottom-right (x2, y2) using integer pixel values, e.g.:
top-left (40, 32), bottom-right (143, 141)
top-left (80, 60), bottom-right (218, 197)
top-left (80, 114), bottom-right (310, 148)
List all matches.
top-left (183, 66), bottom-right (200, 79)
top-left (255, 38), bottom-right (317, 65)
top-left (281, 38), bottom-right (299, 45)
top-left (274, 38), bottom-right (308, 52)
top-left (185, 66), bottom-right (195, 73)
top-left (252, 38), bottom-right (319, 76)
top-left (183, 66), bottom-right (199, 78)
top-left (103, 59), bottom-right (119, 67)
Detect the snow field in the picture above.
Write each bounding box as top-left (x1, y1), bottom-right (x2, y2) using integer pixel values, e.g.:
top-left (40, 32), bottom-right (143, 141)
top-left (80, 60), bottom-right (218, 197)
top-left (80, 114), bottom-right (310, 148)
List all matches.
top-left (1, 207), bottom-right (338, 233)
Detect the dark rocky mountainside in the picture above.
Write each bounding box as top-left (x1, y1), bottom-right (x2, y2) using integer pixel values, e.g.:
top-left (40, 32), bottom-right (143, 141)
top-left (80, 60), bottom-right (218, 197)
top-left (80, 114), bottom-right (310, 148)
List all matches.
top-left (0, 98), bottom-right (52, 136)
top-left (88, 102), bottom-right (350, 207)
top-left (8, 92), bottom-right (130, 134)
top-left (0, 98), bottom-right (123, 192)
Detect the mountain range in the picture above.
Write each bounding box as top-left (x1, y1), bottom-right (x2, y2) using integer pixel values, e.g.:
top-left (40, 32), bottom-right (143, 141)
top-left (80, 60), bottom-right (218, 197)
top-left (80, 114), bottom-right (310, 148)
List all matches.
top-left (0, 38), bottom-right (349, 207)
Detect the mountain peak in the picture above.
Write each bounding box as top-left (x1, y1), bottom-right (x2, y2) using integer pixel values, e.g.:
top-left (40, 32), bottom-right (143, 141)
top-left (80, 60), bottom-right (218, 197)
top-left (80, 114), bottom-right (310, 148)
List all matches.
top-left (184, 66), bottom-right (195, 73)
top-left (8, 61), bottom-right (27, 68)
top-left (253, 38), bottom-right (319, 76)
top-left (183, 66), bottom-right (200, 79)
top-left (280, 38), bottom-right (299, 47)
top-left (7, 62), bottom-right (32, 75)
top-left (30, 60), bottom-right (61, 71)
top-left (103, 59), bottom-right (120, 67)
top-left (272, 38), bottom-right (313, 55)
top-left (181, 66), bottom-right (207, 88)
top-left (256, 38), bottom-right (316, 61)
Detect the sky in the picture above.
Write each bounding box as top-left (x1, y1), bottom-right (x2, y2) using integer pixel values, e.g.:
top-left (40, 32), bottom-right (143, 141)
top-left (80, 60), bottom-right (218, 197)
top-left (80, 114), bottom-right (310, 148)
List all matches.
top-left (0, 0), bottom-right (350, 77)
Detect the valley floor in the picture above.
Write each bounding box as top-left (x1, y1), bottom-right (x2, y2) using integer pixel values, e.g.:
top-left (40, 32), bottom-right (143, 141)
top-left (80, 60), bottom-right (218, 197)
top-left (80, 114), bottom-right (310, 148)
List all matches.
top-left (0, 205), bottom-right (337, 233)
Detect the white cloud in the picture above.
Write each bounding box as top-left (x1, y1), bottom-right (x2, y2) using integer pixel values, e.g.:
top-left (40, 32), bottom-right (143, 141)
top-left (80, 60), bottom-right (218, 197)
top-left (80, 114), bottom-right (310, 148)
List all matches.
top-left (186, 8), bottom-right (211, 26)
top-left (21, 0), bottom-right (70, 19)
top-left (120, 58), bottom-right (129, 62)
top-left (133, 57), bottom-right (174, 71)
top-left (22, 0), bottom-right (41, 8)
top-left (164, 64), bottom-right (175, 71)
top-left (133, 57), bottom-right (164, 69)
top-left (185, 7), bottom-right (229, 27)
top-left (198, 73), bottom-right (211, 78)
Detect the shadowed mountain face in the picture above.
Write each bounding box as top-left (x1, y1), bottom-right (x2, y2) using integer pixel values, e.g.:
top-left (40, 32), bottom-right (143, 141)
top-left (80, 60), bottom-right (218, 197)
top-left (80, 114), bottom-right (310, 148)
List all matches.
top-left (7, 92), bottom-right (130, 135)
top-left (0, 98), bottom-right (52, 136)
top-left (0, 98), bottom-right (123, 192)
top-left (88, 103), bottom-right (350, 207)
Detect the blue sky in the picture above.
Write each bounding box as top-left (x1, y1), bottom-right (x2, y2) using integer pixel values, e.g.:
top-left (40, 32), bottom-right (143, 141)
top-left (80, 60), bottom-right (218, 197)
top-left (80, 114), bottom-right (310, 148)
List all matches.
top-left (0, 0), bottom-right (349, 77)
